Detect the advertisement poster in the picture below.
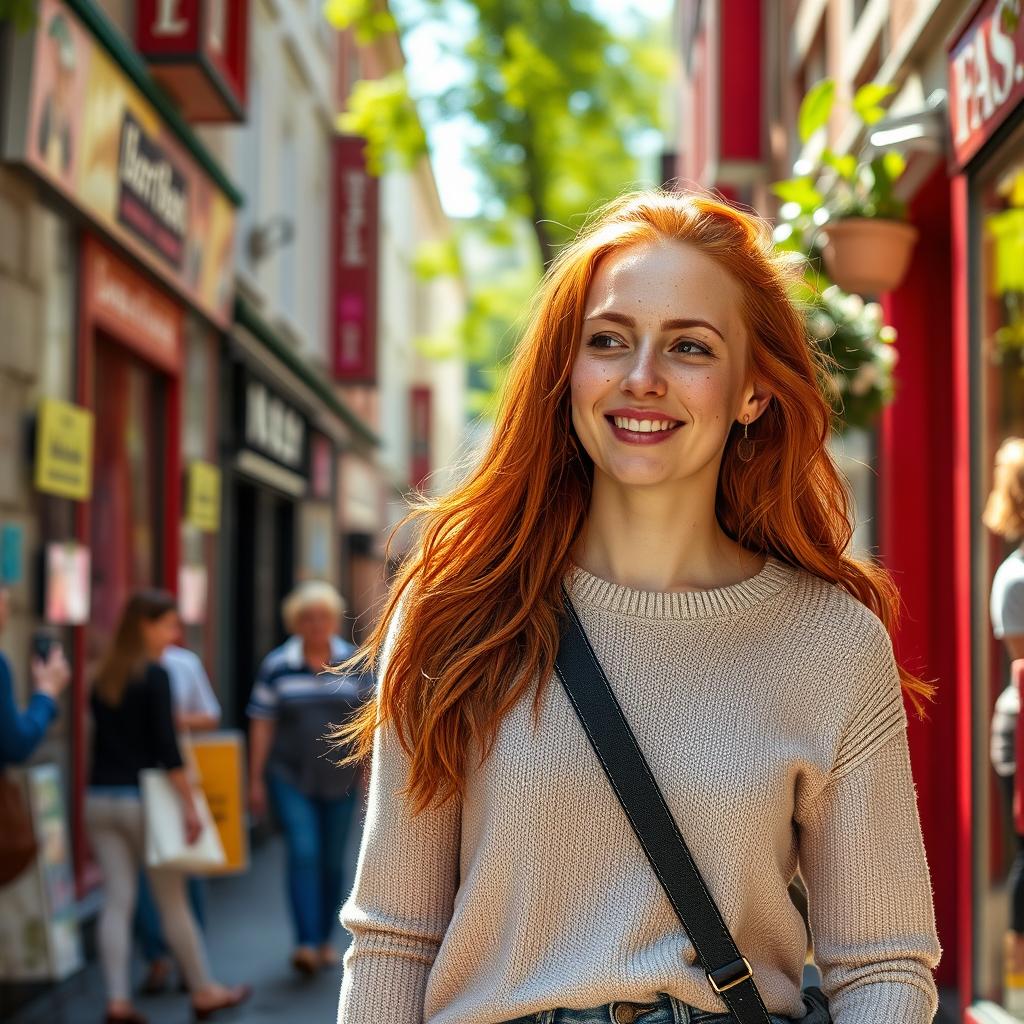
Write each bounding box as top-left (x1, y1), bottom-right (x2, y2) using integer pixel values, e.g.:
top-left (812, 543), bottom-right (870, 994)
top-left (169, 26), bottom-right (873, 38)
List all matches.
top-left (3, 0), bottom-right (236, 327)
top-left (0, 765), bottom-right (83, 981)
top-left (34, 398), bottom-right (94, 501)
top-left (178, 564), bottom-right (208, 625)
top-left (190, 732), bottom-right (249, 875)
top-left (44, 542), bottom-right (90, 626)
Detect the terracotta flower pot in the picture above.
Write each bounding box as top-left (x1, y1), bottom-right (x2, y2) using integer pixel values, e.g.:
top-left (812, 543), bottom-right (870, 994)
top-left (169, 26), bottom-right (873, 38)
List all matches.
top-left (820, 217), bottom-right (919, 296)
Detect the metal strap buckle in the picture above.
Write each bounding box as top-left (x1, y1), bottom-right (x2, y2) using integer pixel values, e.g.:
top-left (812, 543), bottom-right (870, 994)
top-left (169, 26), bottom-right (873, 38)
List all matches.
top-left (707, 957), bottom-right (753, 994)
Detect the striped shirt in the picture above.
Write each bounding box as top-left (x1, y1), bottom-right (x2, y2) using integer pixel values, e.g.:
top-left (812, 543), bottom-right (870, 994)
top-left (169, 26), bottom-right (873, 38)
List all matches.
top-left (247, 635), bottom-right (371, 799)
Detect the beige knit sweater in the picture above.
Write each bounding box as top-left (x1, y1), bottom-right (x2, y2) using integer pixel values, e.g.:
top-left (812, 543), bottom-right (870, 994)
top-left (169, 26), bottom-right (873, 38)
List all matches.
top-left (337, 557), bottom-right (941, 1024)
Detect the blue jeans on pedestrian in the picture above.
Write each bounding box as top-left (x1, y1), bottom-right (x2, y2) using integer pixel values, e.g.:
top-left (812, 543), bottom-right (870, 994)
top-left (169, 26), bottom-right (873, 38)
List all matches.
top-left (266, 771), bottom-right (361, 948)
top-left (501, 992), bottom-right (800, 1023)
top-left (134, 872), bottom-right (206, 963)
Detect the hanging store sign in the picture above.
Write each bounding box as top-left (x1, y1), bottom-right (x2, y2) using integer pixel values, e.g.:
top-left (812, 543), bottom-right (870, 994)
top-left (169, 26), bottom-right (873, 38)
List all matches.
top-left (135, 0), bottom-right (250, 123)
top-left (185, 460), bottom-right (221, 532)
top-left (948, 0), bottom-right (1024, 170)
top-left (2, 0), bottom-right (237, 327)
top-left (34, 398), bottom-right (94, 502)
top-left (236, 369), bottom-right (308, 480)
top-left (330, 135), bottom-right (379, 384)
top-left (410, 386), bottom-right (432, 489)
top-left (84, 235), bottom-right (183, 373)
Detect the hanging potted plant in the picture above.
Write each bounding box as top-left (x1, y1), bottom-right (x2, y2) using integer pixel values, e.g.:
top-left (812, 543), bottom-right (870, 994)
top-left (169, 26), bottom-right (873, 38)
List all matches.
top-left (772, 79), bottom-right (918, 297)
top-left (773, 208), bottom-right (900, 434)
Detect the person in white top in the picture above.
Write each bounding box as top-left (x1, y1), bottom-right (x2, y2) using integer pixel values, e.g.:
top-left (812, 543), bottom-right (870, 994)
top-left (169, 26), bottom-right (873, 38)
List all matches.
top-left (134, 642), bottom-right (222, 995)
top-left (984, 436), bottom-right (1024, 1004)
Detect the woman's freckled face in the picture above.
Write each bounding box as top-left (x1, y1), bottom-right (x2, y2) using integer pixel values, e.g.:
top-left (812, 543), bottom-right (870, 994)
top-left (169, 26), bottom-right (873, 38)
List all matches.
top-left (570, 239), bottom-right (752, 491)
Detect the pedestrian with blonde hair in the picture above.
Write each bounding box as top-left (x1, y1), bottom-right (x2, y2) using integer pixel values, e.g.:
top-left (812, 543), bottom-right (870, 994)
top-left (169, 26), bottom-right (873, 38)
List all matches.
top-left (335, 190), bottom-right (941, 1024)
top-left (984, 436), bottom-right (1024, 999)
top-left (87, 589), bottom-right (250, 1023)
top-left (247, 580), bottom-right (370, 976)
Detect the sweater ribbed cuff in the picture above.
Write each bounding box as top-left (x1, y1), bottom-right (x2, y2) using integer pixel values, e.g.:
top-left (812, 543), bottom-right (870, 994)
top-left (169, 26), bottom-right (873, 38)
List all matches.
top-left (338, 944), bottom-right (432, 1024)
top-left (829, 978), bottom-right (937, 1024)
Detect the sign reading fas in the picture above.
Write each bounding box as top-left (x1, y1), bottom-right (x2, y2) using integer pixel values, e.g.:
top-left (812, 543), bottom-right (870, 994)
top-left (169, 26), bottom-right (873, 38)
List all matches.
top-left (948, 0), bottom-right (1024, 170)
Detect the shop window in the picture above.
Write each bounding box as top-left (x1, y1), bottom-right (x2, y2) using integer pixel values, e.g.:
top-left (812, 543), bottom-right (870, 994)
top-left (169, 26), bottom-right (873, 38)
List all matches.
top-left (975, 122), bottom-right (1024, 1016)
top-left (87, 337), bottom-right (166, 668)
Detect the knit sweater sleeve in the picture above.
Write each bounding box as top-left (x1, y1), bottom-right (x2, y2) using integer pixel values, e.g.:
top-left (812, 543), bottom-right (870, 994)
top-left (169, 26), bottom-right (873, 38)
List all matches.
top-left (337, 610), bottom-right (461, 1024)
top-left (796, 623), bottom-right (941, 1023)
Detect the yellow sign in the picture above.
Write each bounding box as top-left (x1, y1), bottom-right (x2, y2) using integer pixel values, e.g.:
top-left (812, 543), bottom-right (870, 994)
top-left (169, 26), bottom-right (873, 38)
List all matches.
top-left (190, 732), bottom-right (248, 876)
top-left (34, 399), bottom-right (94, 501)
top-left (186, 461), bottom-right (221, 532)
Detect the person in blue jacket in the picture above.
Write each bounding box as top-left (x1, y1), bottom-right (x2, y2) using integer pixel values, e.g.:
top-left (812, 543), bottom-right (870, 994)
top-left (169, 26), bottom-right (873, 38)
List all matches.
top-left (0, 584), bottom-right (70, 766)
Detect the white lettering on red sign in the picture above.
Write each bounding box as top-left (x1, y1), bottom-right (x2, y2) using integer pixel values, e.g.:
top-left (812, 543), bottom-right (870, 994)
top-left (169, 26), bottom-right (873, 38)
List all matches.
top-left (207, 0), bottom-right (226, 54)
top-left (342, 170), bottom-right (367, 267)
top-left (153, 0), bottom-right (189, 36)
top-left (950, 0), bottom-right (1024, 149)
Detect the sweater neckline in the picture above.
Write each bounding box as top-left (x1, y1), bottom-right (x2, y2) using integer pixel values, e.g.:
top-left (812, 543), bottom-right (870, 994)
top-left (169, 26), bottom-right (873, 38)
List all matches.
top-left (568, 555), bottom-right (797, 620)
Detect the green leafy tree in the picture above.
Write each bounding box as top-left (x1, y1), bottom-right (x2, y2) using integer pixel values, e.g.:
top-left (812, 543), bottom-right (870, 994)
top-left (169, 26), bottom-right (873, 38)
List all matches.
top-left (327, 0), bottom-right (669, 265)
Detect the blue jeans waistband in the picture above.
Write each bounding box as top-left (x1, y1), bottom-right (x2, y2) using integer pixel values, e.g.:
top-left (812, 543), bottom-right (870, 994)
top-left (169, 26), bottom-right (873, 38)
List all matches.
top-left (502, 992), bottom-right (795, 1024)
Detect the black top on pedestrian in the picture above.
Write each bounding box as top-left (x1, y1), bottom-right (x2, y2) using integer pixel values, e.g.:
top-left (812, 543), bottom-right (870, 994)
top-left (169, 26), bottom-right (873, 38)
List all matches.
top-left (89, 661), bottom-right (183, 787)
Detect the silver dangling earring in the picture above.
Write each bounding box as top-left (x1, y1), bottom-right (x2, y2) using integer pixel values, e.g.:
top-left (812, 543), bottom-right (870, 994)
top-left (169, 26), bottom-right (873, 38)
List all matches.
top-left (737, 415), bottom-right (755, 463)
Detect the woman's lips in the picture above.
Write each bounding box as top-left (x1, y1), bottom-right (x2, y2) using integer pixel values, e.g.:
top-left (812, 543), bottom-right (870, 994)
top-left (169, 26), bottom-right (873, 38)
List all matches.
top-left (605, 416), bottom-right (684, 445)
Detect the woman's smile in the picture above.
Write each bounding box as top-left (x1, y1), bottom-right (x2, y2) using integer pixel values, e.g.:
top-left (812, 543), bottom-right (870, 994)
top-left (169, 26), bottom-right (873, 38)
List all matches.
top-left (605, 408), bottom-right (685, 445)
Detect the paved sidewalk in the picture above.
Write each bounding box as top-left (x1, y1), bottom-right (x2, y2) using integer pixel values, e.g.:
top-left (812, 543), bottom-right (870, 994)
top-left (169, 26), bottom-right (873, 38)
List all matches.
top-left (11, 836), bottom-right (349, 1024)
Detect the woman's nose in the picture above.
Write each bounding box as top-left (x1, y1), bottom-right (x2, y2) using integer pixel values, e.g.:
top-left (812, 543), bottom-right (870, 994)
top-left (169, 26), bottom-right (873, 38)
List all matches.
top-left (621, 346), bottom-right (666, 397)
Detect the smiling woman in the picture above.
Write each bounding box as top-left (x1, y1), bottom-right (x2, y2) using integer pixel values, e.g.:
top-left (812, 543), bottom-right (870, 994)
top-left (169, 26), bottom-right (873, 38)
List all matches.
top-left (334, 190), bottom-right (941, 1024)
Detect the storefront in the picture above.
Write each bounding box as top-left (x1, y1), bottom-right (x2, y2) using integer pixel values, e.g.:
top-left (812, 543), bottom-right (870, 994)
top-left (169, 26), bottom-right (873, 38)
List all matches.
top-left (0, 0), bottom-right (239, 896)
top-left (947, 1), bottom-right (1024, 1019)
top-left (220, 345), bottom-right (309, 726)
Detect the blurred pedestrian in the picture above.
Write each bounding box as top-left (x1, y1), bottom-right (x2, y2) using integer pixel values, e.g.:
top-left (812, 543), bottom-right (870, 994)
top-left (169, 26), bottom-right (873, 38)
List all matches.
top-left (134, 640), bottom-right (222, 994)
top-left (984, 436), bottom-right (1024, 995)
top-left (247, 580), bottom-right (369, 976)
top-left (334, 191), bottom-right (940, 1024)
top-left (87, 589), bottom-right (249, 1024)
top-left (0, 584), bottom-right (70, 766)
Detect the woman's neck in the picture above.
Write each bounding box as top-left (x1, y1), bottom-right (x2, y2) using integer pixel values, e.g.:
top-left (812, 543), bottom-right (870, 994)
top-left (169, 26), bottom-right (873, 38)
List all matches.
top-left (575, 475), bottom-right (762, 593)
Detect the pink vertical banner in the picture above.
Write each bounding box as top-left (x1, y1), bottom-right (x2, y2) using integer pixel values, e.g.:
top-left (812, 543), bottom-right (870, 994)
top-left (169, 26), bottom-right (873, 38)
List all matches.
top-left (330, 135), bottom-right (379, 383)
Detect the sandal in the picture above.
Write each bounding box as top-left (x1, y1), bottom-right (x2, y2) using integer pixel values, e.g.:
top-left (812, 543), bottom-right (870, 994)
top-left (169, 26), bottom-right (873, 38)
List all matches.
top-left (192, 984), bottom-right (252, 1020)
top-left (104, 1010), bottom-right (147, 1024)
top-left (291, 947), bottom-right (320, 976)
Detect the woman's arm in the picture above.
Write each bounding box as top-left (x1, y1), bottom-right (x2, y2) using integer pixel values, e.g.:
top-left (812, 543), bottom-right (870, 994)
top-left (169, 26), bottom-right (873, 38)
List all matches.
top-left (337, 719), bottom-right (461, 1024)
top-left (337, 604), bottom-right (461, 1024)
top-left (0, 652), bottom-right (58, 765)
top-left (797, 631), bottom-right (941, 1023)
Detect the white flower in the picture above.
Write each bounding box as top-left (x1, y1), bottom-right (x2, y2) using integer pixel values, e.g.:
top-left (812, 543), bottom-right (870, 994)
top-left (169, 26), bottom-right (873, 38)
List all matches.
top-left (863, 302), bottom-right (883, 327)
top-left (879, 325), bottom-right (897, 344)
top-left (809, 312), bottom-right (835, 339)
top-left (850, 362), bottom-right (880, 396)
top-left (875, 344), bottom-right (898, 368)
top-left (841, 293), bottom-right (865, 319)
top-left (822, 285), bottom-right (841, 303)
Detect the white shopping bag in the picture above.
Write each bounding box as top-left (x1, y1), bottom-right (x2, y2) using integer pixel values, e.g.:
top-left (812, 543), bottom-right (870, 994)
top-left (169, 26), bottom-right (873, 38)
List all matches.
top-left (140, 768), bottom-right (226, 874)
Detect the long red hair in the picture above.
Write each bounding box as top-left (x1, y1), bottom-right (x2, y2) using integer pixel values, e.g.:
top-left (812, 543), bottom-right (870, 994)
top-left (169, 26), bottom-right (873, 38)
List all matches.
top-left (337, 189), bottom-right (933, 813)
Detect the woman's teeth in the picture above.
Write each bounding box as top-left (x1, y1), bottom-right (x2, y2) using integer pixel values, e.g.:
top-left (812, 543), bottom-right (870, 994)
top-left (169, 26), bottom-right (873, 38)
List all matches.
top-left (611, 417), bottom-right (679, 433)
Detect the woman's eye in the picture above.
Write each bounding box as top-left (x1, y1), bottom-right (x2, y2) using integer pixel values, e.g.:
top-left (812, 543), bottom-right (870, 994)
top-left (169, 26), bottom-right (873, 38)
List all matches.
top-left (588, 333), bottom-right (622, 350)
top-left (674, 339), bottom-right (711, 355)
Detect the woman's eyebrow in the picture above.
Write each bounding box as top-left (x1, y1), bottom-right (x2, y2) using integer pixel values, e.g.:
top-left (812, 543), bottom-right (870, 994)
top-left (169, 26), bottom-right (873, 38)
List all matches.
top-left (584, 309), bottom-right (724, 341)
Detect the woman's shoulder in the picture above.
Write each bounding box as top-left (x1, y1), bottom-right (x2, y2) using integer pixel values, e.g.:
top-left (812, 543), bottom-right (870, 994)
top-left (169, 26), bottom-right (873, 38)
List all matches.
top-left (140, 660), bottom-right (172, 691)
top-left (775, 562), bottom-right (893, 659)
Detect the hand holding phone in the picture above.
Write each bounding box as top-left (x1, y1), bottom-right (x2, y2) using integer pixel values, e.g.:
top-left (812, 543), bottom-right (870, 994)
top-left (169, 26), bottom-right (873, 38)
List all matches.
top-left (30, 633), bottom-right (70, 700)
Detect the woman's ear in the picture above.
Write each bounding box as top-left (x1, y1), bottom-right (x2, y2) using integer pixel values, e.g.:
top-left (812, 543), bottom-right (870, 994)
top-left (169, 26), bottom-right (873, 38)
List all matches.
top-left (739, 381), bottom-right (773, 425)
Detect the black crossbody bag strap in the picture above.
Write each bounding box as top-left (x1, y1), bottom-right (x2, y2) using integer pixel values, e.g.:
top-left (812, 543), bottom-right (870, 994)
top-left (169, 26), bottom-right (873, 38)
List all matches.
top-left (554, 587), bottom-right (772, 1024)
